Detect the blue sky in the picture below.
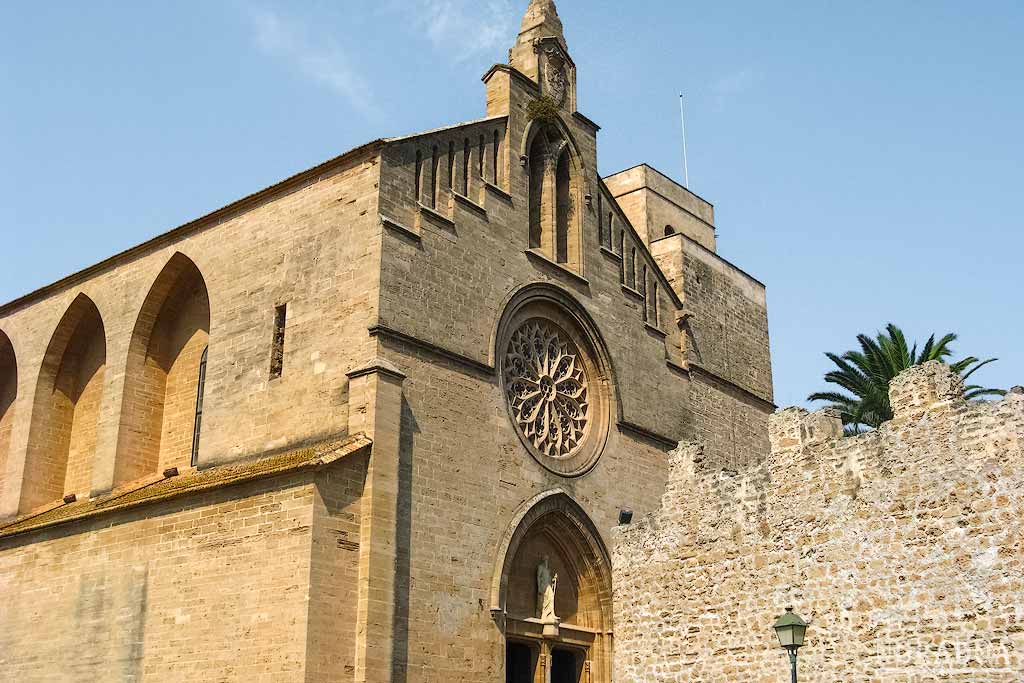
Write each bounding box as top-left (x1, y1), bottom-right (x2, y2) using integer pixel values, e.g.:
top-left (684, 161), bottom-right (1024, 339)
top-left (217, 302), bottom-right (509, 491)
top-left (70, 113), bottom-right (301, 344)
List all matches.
top-left (2, 0), bottom-right (1022, 408)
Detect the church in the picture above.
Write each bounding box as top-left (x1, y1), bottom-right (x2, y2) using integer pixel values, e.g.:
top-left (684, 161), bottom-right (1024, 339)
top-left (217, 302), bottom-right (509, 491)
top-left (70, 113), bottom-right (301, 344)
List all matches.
top-left (0, 2), bottom-right (774, 681)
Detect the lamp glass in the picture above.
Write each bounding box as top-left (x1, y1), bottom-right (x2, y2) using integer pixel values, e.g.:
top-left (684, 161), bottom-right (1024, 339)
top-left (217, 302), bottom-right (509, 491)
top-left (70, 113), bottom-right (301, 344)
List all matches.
top-left (773, 609), bottom-right (808, 649)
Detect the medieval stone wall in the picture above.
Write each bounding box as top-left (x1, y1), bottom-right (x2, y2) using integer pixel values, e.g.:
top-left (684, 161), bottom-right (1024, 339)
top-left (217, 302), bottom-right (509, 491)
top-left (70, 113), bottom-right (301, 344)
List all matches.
top-left (613, 362), bottom-right (1024, 682)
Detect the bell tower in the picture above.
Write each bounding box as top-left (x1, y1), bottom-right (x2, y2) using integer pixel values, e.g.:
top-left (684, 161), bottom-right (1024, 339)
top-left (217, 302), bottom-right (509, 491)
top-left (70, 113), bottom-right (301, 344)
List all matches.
top-left (509, 0), bottom-right (577, 113)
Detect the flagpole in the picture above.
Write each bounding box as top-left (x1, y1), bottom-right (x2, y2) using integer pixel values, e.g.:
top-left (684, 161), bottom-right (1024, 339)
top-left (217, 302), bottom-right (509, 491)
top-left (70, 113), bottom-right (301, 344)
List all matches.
top-left (679, 93), bottom-right (690, 188)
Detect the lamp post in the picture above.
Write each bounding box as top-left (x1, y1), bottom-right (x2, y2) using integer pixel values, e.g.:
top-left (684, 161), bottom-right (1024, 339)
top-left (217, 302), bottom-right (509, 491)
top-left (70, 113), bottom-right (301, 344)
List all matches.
top-left (773, 608), bottom-right (808, 683)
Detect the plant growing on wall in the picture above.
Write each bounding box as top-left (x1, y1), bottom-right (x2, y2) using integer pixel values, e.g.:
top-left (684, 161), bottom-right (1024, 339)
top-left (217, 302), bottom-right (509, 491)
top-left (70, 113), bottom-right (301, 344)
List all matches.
top-left (527, 95), bottom-right (561, 125)
top-left (809, 323), bottom-right (1004, 433)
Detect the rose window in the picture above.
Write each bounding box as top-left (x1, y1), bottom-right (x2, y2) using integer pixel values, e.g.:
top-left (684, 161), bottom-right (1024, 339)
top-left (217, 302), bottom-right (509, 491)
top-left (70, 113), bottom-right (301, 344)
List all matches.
top-left (504, 322), bottom-right (590, 458)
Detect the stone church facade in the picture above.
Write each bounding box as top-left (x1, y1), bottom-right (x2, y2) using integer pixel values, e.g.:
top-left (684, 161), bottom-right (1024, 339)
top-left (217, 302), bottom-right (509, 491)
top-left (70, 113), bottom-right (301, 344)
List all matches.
top-left (0, 2), bottom-right (774, 682)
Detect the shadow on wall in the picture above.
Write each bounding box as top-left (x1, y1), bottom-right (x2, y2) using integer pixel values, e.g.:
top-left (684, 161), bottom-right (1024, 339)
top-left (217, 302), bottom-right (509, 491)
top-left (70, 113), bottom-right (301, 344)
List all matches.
top-left (114, 252), bottom-right (210, 486)
top-left (21, 294), bottom-right (106, 513)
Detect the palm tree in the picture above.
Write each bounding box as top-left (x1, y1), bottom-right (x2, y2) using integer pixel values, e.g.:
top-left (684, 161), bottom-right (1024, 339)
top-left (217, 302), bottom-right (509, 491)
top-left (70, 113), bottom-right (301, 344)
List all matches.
top-left (809, 324), bottom-right (1004, 433)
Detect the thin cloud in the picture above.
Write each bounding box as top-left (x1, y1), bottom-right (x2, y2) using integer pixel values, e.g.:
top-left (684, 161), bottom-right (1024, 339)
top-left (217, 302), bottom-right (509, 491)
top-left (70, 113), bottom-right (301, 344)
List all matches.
top-left (245, 6), bottom-right (379, 117)
top-left (395, 0), bottom-right (520, 63)
top-left (711, 67), bottom-right (758, 109)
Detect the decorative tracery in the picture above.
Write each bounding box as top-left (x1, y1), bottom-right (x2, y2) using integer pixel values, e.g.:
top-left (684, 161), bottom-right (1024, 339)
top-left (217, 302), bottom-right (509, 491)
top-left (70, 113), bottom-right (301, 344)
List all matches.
top-left (504, 322), bottom-right (590, 458)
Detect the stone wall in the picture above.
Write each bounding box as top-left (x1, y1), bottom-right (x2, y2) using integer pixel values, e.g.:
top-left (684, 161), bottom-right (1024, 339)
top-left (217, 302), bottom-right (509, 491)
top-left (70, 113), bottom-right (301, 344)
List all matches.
top-left (0, 450), bottom-right (366, 682)
top-left (613, 362), bottom-right (1024, 682)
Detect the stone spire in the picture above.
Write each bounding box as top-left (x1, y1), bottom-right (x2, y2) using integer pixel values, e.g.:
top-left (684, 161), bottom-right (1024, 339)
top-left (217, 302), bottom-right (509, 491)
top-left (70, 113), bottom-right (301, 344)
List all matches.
top-left (509, 0), bottom-right (575, 109)
top-left (518, 0), bottom-right (566, 49)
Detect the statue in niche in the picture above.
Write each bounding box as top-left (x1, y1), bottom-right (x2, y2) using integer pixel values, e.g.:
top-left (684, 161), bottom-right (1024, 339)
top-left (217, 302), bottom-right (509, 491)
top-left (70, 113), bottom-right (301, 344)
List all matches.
top-left (536, 556), bottom-right (559, 624)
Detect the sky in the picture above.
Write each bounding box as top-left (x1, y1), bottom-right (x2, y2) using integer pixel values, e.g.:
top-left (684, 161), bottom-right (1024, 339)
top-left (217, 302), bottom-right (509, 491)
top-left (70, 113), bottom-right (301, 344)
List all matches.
top-left (2, 0), bottom-right (1022, 409)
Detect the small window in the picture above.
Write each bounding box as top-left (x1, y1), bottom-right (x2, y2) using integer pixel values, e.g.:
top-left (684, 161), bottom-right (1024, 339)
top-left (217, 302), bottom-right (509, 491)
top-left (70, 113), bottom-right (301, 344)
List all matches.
top-left (414, 150), bottom-right (422, 201)
top-left (665, 225), bottom-right (676, 237)
top-left (641, 265), bottom-right (648, 322)
top-left (191, 346), bottom-right (209, 468)
top-left (478, 135), bottom-right (485, 179)
top-left (431, 145), bottom-right (439, 208)
top-left (618, 231), bottom-right (625, 284)
top-left (462, 139), bottom-right (470, 195)
top-left (270, 304), bottom-right (287, 379)
top-left (492, 130), bottom-right (500, 184)
top-left (447, 141), bottom-right (455, 190)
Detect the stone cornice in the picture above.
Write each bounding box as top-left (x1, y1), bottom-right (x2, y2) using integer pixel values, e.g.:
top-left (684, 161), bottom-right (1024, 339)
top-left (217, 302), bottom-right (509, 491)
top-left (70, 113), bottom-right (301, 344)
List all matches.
top-left (0, 434), bottom-right (373, 542)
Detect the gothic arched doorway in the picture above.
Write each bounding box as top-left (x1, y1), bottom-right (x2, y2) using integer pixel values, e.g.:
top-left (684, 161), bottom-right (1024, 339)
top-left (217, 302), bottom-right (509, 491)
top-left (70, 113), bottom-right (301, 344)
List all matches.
top-left (491, 490), bottom-right (613, 683)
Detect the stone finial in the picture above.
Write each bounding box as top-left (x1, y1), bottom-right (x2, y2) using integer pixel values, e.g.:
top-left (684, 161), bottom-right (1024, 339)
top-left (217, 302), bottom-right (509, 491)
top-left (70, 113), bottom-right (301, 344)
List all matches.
top-left (520, 0), bottom-right (565, 45)
top-left (889, 361), bottom-right (963, 419)
top-left (510, 0), bottom-right (569, 79)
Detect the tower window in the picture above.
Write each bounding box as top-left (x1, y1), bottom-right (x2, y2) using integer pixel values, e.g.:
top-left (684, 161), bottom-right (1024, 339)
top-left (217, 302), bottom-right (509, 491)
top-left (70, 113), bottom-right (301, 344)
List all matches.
top-left (665, 225), bottom-right (676, 237)
top-left (555, 149), bottom-right (571, 264)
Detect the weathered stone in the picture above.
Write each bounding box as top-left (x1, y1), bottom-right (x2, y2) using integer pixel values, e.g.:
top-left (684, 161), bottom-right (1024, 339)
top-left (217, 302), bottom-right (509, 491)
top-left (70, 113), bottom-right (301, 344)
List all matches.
top-left (614, 363), bottom-right (1024, 682)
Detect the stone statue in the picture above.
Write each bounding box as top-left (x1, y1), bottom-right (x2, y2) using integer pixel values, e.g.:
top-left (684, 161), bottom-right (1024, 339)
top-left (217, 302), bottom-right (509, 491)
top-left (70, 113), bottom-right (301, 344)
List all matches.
top-left (537, 556), bottom-right (559, 624)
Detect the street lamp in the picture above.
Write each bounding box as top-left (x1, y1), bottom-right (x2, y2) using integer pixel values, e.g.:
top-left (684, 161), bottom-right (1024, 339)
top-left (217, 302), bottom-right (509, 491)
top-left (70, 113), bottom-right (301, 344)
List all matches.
top-left (773, 608), bottom-right (808, 683)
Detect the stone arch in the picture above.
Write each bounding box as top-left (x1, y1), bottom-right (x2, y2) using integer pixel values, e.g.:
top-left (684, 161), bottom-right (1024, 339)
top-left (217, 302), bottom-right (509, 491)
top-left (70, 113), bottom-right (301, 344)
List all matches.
top-left (0, 330), bottom-right (17, 500)
top-left (491, 489), bottom-right (614, 683)
top-left (21, 294), bottom-right (107, 512)
top-left (524, 121), bottom-right (586, 272)
top-left (114, 252), bottom-right (210, 484)
top-left (490, 283), bottom-right (620, 477)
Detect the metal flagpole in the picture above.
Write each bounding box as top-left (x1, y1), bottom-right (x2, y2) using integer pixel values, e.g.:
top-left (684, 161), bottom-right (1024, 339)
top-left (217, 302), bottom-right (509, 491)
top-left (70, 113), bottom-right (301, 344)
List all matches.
top-left (679, 93), bottom-right (690, 188)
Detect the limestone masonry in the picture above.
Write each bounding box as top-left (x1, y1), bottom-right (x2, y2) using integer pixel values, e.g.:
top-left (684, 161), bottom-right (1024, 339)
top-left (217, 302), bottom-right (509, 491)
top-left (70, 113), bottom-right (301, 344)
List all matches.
top-left (614, 362), bottom-right (1024, 682)
top-left (0, 1), bottom-right (1014, 682)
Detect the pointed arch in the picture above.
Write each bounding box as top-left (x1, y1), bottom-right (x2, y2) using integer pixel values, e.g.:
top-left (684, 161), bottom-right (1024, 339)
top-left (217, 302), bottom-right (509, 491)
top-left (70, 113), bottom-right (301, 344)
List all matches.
top-left (491, 489), bottom-right (614, 682)
top-left (0, 330), bottom-right (17, 500)
top-left (525, 123), bottom-right (586, 272)
top-left (115, 253), bottom-right (210, 484)
top-left (21, 294), bottom-right (106, 512)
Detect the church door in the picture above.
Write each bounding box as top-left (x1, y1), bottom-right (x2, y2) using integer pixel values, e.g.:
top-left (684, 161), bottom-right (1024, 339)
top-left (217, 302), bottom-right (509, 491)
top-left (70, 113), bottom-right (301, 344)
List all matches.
top-left (506, 641), bottom-right (535, 683)
top-left (550, 648), bottom-right (581, 683)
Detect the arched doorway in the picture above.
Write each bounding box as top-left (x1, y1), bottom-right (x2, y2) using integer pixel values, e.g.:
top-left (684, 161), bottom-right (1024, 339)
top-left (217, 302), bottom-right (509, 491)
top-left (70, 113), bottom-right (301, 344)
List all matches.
top-left (492, 490), bottom-right (613, 683)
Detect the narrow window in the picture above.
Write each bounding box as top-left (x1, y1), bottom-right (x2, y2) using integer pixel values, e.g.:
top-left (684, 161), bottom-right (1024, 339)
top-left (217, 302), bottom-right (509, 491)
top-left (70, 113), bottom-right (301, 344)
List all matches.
top-left (651, 283), bottom-right (659, 326)
top-left (492, 130), bottom-right (500, 184)
top-left (448, 141), bottom-right (455, 191)
top-left (478, 134), bottom-right (485, 179)
top-left (462, 139), bottom-right (470, 196)
top-left (191, 346), bottom-right (209, 468)
top-left (630, 248), bottom-right (637, 288)
top-left (608, 213), bottom-right (615, 249)
top-left (665, 225), bottom-right (676, 237)
top-left (598, 195), bottom-right (604, 246)
top-left (641, 265), bottom-right (649, 322)
top-left (528, 134), bottom-right (545, 250)
top-left (431, 145), bottom-right (439, 209)
top-left (414, 150), bottom-right (422, 202)
top-left (555, 150), bottom-right (571, 264)
top-left (618, 231), bottom-right (625, 283)
top-left (270, 304), bottom-right (287, 379)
